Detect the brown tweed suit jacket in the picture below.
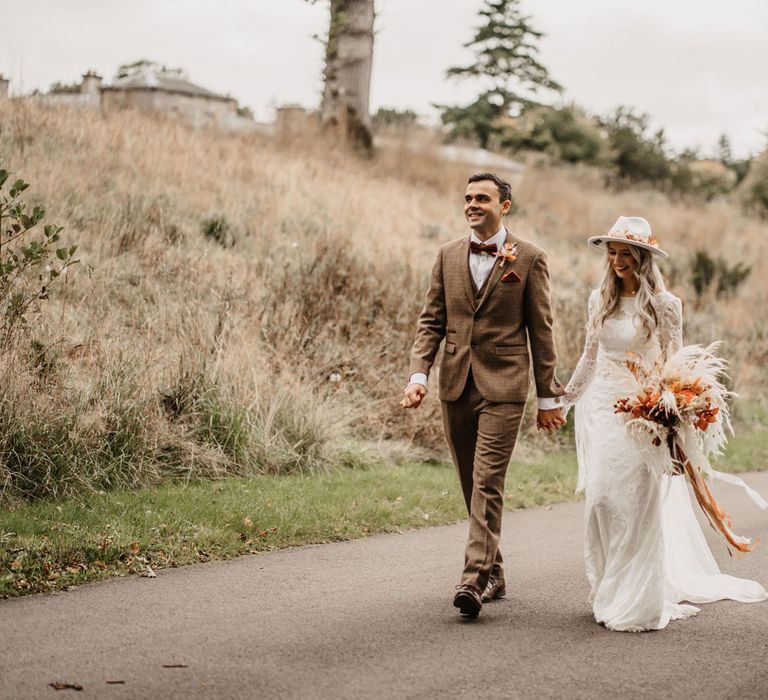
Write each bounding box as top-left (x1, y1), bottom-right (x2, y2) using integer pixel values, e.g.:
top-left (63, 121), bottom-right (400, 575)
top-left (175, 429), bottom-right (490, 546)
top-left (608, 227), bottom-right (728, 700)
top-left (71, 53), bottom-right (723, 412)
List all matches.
top-left (409, 231), bottom-right (565, 403)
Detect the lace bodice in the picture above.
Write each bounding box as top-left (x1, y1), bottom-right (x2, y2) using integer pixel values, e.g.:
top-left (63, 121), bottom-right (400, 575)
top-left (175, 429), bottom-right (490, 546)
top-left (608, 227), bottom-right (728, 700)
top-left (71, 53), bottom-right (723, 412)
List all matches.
top-left (564, 289), bottom-right (683, 409)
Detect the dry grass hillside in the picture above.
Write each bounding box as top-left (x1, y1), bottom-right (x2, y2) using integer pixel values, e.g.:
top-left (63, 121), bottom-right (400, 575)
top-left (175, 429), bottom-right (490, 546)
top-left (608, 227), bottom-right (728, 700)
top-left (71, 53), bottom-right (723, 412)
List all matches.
top-left (1, 101), bottom-right (766, 502)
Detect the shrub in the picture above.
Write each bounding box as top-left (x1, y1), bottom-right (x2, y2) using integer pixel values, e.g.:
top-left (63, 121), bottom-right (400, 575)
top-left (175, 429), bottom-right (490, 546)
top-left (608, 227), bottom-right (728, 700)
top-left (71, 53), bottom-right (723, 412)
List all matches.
top-left (600, 107), bottom-right (671, 186)
top-left (501, 104), bottom-right (607, 166)
top-left (668, 160), bottom-right (736, 200)
top-left (738, 151), bottom-right (768, 218)
top-left (689, 250), bottom-right (751, 301)
top-left (0, 165), bottom-right (78, 345)
top-left (373, 108), bottom-right (418, 130)
top-left (202, 215), bottom-right (235, 247)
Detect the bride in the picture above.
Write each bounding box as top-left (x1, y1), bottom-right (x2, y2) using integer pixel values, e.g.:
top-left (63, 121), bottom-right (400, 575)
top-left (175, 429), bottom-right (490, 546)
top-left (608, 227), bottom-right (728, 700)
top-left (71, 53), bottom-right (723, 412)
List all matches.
top-left (564, 216), bottom-right (767, 632)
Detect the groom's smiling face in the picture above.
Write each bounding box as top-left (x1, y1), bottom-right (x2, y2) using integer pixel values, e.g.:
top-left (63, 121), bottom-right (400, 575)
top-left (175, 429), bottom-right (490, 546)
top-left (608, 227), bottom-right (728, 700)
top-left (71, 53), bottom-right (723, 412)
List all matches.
top-left (464, 180), bottom-right (511, 238)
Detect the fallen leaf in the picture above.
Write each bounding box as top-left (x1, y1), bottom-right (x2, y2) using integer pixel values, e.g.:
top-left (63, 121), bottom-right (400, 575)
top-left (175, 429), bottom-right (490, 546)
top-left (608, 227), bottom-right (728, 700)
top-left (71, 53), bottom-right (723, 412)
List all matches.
top-left (145, 566), bottom-right (156, 578)
top-left (129, 541), bottom-right (140, 554)
top-left (242, 517), bottom-right (253, 527)
top-left (422, 513), bottom-right (430, 521)
top-left (49, 681), bottom-right (83, 691)
top-left (10, 560), bottom-right (21, 570)
top-left (394, 496), bottom-right (402, 503)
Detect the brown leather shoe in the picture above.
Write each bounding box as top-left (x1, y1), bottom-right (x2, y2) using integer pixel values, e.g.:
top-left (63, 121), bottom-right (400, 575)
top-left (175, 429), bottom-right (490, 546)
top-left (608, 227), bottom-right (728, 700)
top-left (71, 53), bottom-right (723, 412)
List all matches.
top-left (481, 578), bottom-right (506, 603)
top-left (453, 585), bottom-right (482, 618)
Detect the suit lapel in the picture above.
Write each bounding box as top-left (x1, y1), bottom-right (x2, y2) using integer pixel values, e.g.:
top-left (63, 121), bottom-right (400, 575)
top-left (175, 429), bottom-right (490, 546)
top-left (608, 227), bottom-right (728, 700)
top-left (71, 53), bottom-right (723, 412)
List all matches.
top-left (456, 237), bottom-right (476, 308)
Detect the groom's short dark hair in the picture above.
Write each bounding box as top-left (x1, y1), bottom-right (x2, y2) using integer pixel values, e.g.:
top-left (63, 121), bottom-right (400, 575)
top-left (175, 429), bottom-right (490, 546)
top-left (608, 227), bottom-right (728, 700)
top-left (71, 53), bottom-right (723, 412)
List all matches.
top-left (468, 172), bottom-right (512, 204)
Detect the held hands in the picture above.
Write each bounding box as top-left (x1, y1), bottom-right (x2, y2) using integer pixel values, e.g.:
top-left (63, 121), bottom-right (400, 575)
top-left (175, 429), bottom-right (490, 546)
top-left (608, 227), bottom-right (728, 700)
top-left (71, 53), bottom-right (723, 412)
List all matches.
top-left (537, 408), bottom-right (566, 433)
top-left (400, 383), bottom-right (426, 409)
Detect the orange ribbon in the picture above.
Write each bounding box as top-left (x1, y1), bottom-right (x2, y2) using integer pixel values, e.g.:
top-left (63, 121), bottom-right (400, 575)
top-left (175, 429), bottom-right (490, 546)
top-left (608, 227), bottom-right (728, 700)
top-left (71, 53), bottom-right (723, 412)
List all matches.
top-left (673, 441), bottom-right (757, 555)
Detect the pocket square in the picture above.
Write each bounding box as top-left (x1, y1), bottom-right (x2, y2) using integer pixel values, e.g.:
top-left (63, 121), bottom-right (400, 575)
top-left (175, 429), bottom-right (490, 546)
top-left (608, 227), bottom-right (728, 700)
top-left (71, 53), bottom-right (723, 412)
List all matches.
top-left (501, 269), bottom-right (521, 283)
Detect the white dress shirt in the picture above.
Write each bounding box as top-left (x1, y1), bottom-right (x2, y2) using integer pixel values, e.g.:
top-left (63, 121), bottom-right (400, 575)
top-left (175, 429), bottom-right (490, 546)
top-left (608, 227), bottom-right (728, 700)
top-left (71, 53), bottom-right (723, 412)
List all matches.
top-left (469, 225), bottom-right (506, 290)
top-left (409, 226), bottom-right (561, 411)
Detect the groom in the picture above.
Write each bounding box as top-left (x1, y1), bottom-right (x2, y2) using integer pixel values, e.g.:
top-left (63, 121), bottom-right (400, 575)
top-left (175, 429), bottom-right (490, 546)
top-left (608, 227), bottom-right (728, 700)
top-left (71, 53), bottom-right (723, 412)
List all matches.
top-left (402, 172), bottom-right (566, 618)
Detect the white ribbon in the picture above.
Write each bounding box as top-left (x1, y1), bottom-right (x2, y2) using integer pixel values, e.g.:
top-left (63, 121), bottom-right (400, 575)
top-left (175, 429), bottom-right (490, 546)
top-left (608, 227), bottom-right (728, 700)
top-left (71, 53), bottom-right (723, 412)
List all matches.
top-left (710, 469), bottom-right (768, 510)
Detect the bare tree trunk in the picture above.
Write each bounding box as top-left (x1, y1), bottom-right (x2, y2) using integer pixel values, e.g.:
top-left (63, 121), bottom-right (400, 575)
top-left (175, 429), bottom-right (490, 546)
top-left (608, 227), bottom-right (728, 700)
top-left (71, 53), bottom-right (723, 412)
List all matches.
top-left (321, 0), bottom-right (375, 154)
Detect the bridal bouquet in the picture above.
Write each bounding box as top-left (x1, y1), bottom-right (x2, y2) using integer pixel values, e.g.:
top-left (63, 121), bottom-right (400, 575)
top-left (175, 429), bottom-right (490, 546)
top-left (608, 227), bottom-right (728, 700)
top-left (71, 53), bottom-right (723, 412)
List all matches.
top-left (614, 344), bottom-right (729, 461)
top-left (614, 343), bottom-right (760, 554)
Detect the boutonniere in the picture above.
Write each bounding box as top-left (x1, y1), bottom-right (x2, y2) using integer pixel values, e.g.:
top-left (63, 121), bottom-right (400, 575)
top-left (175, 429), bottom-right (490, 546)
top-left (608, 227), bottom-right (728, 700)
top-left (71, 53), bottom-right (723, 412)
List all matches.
top-left (494, 242), bottom-right (520, 282)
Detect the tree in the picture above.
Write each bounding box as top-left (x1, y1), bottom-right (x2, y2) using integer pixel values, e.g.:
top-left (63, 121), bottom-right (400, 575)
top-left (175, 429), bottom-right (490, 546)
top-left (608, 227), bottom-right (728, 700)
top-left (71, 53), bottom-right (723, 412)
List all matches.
top-left (717, 133), bottom-right (733, 167)
top-left (601, 107), bottom-right (671, 186)
top-left (311, 0), bottom-right (375, 154)
top-left (438, 0), bottom-right (562, 148)
top-left (500, 104), bottom-right (607, 166)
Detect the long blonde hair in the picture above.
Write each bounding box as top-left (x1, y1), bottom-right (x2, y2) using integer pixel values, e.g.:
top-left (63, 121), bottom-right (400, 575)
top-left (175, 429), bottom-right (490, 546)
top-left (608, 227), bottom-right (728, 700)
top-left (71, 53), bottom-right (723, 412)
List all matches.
top-left (593, 245), bottom-right (666, 339)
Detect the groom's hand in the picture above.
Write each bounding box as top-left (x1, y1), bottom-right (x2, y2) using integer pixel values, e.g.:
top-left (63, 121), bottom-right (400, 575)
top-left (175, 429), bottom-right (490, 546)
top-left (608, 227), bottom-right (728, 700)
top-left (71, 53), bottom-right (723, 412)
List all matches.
top-left (537, 408), bottom-right (566, 432)
top-left (400, 383), bottom-right (426, 409)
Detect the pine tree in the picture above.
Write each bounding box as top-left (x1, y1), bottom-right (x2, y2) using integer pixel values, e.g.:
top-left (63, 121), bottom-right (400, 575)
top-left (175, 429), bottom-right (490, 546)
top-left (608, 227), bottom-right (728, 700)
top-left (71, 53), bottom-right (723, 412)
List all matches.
top-left (438, 0), bottom-right (561, 148)
top-left (717, 133), bottom-right (732, 166)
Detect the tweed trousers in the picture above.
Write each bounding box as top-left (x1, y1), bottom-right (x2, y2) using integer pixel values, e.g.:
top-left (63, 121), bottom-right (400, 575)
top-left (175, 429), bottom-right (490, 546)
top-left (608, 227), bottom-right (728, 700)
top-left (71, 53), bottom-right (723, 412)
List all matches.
top-left (442, 370), bottom-right (525, 593)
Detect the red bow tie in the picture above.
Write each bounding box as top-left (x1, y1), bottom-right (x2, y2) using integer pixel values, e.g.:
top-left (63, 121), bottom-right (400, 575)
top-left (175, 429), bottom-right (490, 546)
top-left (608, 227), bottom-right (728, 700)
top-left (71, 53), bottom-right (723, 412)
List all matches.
top-left (470, 241), bottom-right (498, 255)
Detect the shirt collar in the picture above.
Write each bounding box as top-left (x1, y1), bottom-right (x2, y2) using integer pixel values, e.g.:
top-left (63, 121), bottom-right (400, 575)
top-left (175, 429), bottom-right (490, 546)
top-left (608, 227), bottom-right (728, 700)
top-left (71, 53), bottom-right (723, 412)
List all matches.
top-left (470, 225), bottom-right (506, 249)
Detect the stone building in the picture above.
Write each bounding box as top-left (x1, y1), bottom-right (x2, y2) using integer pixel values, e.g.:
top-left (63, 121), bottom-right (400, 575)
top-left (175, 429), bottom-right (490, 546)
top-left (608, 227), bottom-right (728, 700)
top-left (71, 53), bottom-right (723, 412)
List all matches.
top-left (100, 61), bottom-right (251, 131)
top-left (2, 61), bottom-right (267, 133)
top-left (38, 70), bottom-right (103, 109)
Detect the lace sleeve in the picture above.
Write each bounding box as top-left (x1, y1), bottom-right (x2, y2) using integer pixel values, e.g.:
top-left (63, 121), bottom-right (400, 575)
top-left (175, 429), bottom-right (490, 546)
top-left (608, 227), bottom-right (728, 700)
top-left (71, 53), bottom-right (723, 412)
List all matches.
top-left (564, 289), bottom-right (600, 410)
top-left (659, 293), bottom-right (683, 358)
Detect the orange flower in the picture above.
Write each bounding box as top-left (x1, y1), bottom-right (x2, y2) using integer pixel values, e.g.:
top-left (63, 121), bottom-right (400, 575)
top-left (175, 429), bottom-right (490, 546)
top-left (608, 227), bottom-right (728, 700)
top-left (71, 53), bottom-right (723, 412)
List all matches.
top-left (494, 241), bottom-right (518, 267)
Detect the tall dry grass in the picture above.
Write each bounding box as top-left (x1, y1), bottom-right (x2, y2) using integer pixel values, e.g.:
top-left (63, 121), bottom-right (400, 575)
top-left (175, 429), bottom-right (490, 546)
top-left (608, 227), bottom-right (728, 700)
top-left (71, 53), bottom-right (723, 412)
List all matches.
top-left (0, 101), bottom-right (765, 502)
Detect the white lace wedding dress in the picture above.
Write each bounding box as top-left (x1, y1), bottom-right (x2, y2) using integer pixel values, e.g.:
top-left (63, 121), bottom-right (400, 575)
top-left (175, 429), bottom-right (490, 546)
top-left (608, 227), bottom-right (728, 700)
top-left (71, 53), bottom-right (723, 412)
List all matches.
top-left (565, 289), bottom-right (767, 632)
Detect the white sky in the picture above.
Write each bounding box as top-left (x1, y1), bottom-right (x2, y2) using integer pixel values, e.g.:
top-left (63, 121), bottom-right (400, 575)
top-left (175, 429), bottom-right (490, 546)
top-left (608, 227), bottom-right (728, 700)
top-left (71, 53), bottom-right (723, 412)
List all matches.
top-left (2, 0), bottom-right (767, 158)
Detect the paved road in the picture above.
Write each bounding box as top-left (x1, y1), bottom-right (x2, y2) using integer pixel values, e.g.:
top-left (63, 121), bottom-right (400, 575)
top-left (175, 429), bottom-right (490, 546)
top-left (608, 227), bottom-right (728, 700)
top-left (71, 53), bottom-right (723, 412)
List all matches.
top-left (2, 473), bottom-right (768, 700)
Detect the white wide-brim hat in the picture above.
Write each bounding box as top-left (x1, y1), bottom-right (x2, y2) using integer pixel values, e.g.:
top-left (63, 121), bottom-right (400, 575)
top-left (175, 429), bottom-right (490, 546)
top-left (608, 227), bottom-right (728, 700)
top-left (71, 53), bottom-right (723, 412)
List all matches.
top-left (587, 216), bottom-right (668, 258)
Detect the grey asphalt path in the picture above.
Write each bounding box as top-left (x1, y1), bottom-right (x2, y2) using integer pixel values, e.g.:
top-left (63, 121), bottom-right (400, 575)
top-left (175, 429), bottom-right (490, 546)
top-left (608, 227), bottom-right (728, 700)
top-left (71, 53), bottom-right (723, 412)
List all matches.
top-left (2, 474), bottom-right (768, 700)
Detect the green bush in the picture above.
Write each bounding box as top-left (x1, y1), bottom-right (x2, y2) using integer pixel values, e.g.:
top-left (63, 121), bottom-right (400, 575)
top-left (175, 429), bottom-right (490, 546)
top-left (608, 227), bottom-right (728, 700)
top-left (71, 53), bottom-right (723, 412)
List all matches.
top-left (601, 107), bottom-right (671, 186)
top-left (738, 152), bottom-right (768, 218)
top-left (202, 215), bottom-right (235, 248)
top-left (0, 164), bottom-right (78, 345)
top-left (373, 107), bottom-right (418, 130)
top-left (690, 250), bottom-right (751, 300)
top-left (501, 104), bottom-right (607, 166)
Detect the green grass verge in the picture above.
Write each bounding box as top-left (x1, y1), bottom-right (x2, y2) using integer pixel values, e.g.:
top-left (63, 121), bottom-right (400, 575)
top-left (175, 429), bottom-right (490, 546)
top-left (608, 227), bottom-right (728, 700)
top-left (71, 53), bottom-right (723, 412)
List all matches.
top-left (1, 430), bottom-right (766, 598)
